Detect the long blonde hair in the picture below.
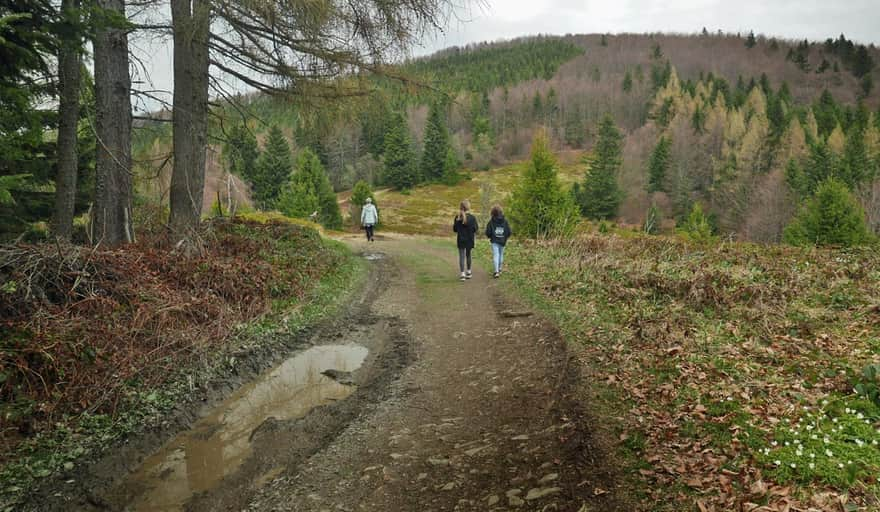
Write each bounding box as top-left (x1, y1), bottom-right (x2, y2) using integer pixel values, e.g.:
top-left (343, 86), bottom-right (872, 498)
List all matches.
top-left (458, 200), bottom-right (470, 224)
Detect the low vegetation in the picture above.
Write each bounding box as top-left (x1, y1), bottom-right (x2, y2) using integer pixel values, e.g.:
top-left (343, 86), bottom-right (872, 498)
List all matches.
top-left (500, 233), bottom-right (880, 510)
top-left (0, 218), bottom-right (356, 502)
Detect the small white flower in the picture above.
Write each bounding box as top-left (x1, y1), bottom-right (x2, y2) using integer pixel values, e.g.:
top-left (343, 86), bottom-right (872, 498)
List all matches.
top-left (822, 399), bottom-right (829, 405)
top-left (824, 437), bottom-right (831, 444)
top-left (872, 440), bottom-right (878, 446)
top-left (811, 434), bottom-right (818, 440)
top-left (785, 441), bottom-right (790, 447)
top-left (790, 463), bottom-right (796, 469)
top-left (771, 441), bottom-right (778, 447)
top-left (796, 450), bottom-right (803, 457)
top-left (846, 408), bottom-right (852, 414)
top-left (810, 453), bottom-right (815, 459)
top-left (839, 463), bottom-right (845, 469)
top-left (809, 462), bottom-right (815, 469)
top-left (857, 412), bottom-right (864, 419)
top-left (794, 439), bottom-right (801, 445)
top-left (774, 460), bottom-right (782, 466)
top-left (833, 418), bottom-right (839, 424)
top-left (848, 460), bottom-right (853, 465)
top-left (856, 439), bottom-right (864, 447)
top-left (826, 449), bottom-right (834, 457)
top-left (806, 425), bottom-right (814, 431)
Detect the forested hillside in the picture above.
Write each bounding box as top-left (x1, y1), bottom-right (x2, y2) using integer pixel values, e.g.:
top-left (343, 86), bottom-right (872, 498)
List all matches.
top-left (120, 31), bottom-right (880, 243)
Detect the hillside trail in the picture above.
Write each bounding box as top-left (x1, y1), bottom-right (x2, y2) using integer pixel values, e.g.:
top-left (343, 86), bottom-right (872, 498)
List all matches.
top-left (71, 234), bottom-right (627, 512)
top-left (239, 234), bottom-right (627, 512)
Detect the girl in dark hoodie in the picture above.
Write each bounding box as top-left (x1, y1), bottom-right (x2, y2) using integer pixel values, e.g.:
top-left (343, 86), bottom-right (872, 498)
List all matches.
top-left (485, 205), bottom-right (511, 278)
top-left (453, 199), bottom-right (478, 281)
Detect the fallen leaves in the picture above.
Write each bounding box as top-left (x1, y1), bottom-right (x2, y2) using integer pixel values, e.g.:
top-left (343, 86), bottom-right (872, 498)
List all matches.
top-left (507, 235), bottom-right (880, 511)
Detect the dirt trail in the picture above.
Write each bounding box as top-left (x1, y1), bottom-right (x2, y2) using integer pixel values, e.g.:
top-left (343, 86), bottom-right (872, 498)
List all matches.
top-left (34, 235), bottom-right (626, 511)
top-left (242, 236), bottom-right (626, 512)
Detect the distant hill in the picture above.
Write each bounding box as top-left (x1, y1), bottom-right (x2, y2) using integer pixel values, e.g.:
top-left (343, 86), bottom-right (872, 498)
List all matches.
top-left (133, 31), bottom-right (880, 242)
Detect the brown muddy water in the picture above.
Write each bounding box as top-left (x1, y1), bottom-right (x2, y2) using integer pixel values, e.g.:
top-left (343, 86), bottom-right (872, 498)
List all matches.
top-left (117, 344), bottom-right (368, 512)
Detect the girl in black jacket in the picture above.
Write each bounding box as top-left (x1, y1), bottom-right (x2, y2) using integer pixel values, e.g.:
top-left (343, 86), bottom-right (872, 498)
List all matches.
top-left (485, 205), bottom-right (511, 278)
top-left (453, 199), bottom-right (478, 281)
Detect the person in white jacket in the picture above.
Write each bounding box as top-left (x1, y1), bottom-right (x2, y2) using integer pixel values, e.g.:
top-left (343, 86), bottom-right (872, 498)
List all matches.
top-left (360, 197), bottom-right (378, 242)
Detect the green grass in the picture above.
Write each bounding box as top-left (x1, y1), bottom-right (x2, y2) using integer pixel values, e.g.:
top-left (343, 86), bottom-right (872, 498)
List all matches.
top-left (370, 158), bottom-right (584, 236)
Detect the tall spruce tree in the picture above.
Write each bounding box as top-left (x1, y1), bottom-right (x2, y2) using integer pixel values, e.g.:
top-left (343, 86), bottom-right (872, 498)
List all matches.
top-left (420, 101), bottom-right (451, 182)
top-left (647, 136), bottom-right (671, 193)
top-left (254, 126), bottom-right (293, 209)
top-left (575, 115), bottom-right (623, 219)
top-left (383, 112), bottom-right (418, 190)
top-left (508, 130), bottom-right (579, 237)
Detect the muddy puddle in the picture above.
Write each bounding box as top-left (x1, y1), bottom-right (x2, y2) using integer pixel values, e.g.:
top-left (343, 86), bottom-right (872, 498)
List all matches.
top-left (362, 252), bottom-right (385, 261)
top-left (116, 344), bottom-right (368, 512)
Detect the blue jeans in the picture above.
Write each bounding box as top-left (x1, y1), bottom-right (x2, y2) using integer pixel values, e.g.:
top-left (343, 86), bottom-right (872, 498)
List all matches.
top-left (491, 243), bottom-right (505, 273)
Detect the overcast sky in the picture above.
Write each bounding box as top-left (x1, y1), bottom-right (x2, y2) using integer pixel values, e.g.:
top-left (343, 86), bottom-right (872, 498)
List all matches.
top-left (131, 0), bottom-right (880, 111)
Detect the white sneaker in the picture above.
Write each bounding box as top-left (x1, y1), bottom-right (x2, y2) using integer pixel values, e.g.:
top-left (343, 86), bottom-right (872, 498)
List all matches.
top-left (465, 270), bottom-right (472, 279)
top-left (460, 272), bottom-right (466, 281)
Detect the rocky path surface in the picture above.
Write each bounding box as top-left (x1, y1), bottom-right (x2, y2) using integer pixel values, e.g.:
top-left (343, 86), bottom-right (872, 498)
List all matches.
top-left (243, 237), bottom-right (626, 512)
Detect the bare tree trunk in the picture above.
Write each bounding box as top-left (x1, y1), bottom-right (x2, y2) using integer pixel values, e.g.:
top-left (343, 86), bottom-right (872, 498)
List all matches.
top-left (168, 0), bottom-right (210, 240)
top-left (91, 0), bottom-right (133, 247)
top-left (51, 0), bottom-right (82, 241)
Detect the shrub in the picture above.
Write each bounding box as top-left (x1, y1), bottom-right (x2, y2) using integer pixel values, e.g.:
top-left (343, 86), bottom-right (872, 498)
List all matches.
top-left (783, 178), bottom-right (871, 247)
top-left (679, 203), bottom-right (715, 243)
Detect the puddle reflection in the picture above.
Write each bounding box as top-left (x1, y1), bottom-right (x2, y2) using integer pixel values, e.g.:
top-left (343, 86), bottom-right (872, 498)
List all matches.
top-left (122, 344), bottom-right (368, 511)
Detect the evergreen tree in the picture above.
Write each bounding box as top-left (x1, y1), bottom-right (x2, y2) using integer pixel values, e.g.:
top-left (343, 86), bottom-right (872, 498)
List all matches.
top-left (647, 136), bottom-right (671, 193)
top-left (575, 115), bottom-right (623, 219)
top-left (679, 203), bottom-right (715, 242)
top-left (783, 178), bottom-right (871, 247)
top-left (349, 179), bottom-right (376, 224)
top-left (254, 126), bottom-right (293, 209)
top-left (813, 90), bottom-right (840, 138)
top-left (508, 130), bottom-right (579, 237)
top-left (278, 148), bottom-right (342, 229)
top-left (382, 112), bottom-right (418, 190)
top-left (421, 101), bottom-right (451, 182)
top-left (564, 107), bottom-right (585, 148)
top-left (441, 147), bottom-right (463, 185)
top-left (622, 70), bottom-right (633, 92)
top-left (277, 178), bottom-right (319, 219)
top-left (351, 179), bottom-right (374, 208)
top-left (841, 127), bottom-right (875, 190)
top-left (745, 31), bottom-right (757, 49)
top-left (223, 124), bottom-right (260, 184)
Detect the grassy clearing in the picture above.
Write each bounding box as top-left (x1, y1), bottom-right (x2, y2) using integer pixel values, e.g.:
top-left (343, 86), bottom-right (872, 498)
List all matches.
top-left (368, 155), bottom-right (584, 236)
top-left (495, 234), bottom-right (880, 511)
top-left (0, 218), bottom-right (365, 507)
